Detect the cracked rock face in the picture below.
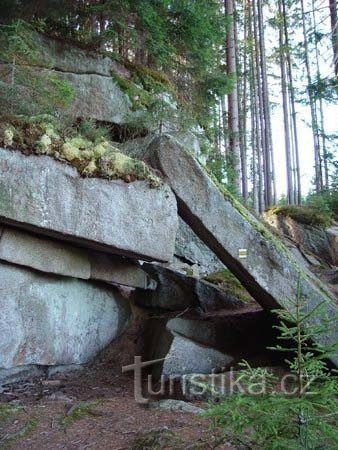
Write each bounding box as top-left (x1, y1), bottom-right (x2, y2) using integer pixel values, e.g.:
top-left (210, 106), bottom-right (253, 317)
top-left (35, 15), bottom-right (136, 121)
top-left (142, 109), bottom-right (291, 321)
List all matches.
top-left (144, 136), bottom-right (338, 366)
top-left (0, 261), bottom-right (131, 369)
top-left (0, 148), bottom-right (178, 262)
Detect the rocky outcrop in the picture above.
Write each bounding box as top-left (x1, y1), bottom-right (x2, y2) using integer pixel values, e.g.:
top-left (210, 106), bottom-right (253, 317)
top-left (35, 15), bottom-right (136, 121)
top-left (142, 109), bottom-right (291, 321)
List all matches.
top-left (0, 261), bottom-right (131, 370)
top-left (0, 226), bottom-right (156, 289)
top-left (137, 264), bottom-right (245, 311)
top-left (144, 136), bottom-right (338, 365)
top-left (264, 213), bottom-right (338, 266)
top-left (0, 148), bottom-right (178, 262)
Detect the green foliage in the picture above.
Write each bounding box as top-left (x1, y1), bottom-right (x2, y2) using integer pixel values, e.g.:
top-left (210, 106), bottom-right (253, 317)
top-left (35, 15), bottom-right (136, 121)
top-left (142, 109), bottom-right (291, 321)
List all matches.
top-left (0, 21), bottom-right (74, 115)
top-left (206, 275), bottom-right (338, 449)
top-left (306, 191), bottom-right (338, 222)
top-left (267, 204), bottom-right (333, 227)
top-left (0, 404), bottom-right (22, 424)
top-left (1, 2), bottom-right (230, 131)
top-left (205, 382), bottom-right (338, 449)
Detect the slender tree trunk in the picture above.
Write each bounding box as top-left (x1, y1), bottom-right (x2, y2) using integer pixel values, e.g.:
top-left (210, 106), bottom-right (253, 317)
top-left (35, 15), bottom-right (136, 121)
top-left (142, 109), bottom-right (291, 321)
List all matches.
top-left (257, 0), bottom-right (273, 207)
top-left (300, 0), bottom-right (323, 193)
top-left (225, 0), bottom-right (241, 192)
top-left (279, 0), bottom-right (294, 204)
top-left (329, 0), bottom-right (338, 76)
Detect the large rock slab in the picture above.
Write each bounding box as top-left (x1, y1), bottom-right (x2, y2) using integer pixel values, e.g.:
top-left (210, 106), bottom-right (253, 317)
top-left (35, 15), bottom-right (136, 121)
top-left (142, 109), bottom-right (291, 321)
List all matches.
top-left (0, 261), bottom-right (131, 369)
top-left (162, 335), bottom-right (233, 377)
top-left (175, 217), bottom-right (224, 275)
top-left (0, 226), bottom-right (156, 289)
top-left (0, 148), bottom-right (178, 262)
top-left (56, 70), bottom-right (131, 123)
top-left (146, 136), bottom-right (338, 365)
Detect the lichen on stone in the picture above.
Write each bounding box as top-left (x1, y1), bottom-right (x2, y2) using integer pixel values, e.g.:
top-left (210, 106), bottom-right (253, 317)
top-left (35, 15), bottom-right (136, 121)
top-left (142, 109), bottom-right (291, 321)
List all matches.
top-left (3, 127), bottom-right (14, 147)
top-left (0, 114), bottom-right (162, 188)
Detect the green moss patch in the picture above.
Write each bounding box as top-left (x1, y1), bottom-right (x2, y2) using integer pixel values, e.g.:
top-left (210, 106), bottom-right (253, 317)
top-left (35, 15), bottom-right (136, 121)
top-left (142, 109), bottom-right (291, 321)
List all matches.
top-left (61, 402), bottom-right (100, 427)
top-left (0, 115), bottom-right (161, 187)
top-left (267, 205), bottom-right (333, 227)
top-left (203, 269), bottom-right (252, 303)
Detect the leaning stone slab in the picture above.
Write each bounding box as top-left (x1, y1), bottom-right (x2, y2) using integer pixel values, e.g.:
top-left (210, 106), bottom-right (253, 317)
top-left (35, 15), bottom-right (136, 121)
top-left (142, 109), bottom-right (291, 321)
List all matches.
top-left (0, 261), bottom-right (131, 370)
top-left (146, 136), bottom-right (338, 365)
top-left (175, 217), bottom-right (224, 275)
top-left (0, 148), bottom-right (178, 262)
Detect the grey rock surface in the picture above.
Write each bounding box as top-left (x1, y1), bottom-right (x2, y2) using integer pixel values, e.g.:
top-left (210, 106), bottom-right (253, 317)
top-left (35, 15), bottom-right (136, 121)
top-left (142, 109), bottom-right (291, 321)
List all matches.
top-left (146, 136), bottom-right (338, 365)
top-left (0, 226), bottom-right (91, 279)
top-left (56, 70), bottom-right (131, 123)
top-left (326, 226), bottom-right (338, 266)
top-left (138, 264), bottom-right (244, 311)
top-left (0, 226), bottom-right (156, 289)
top-left (0, 261), bottom-right (131, 369)
top-left (175, 217), bottom-right (224, 275)
top-left (167, 311), bottom-right (272, 356)
top-left (0, 148), bottom-right (178, 262)
top-left (264, 213), bottom-right (337, 267)
top-left (162, 335), bottom-right (233, 377)
top-left (147, 399), bottom-right (204, 415)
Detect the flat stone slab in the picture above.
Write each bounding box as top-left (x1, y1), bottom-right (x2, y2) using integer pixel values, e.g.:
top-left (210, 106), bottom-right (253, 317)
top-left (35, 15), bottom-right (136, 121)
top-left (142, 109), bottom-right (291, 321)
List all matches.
top-left (0, 261), bottom-right (131, 369)
top-left (146, 136), bottom-right (338, 365)
top-left (0, 226), bottom-right (156, 289)
top-left (0, 148), bottom-right (178, 262)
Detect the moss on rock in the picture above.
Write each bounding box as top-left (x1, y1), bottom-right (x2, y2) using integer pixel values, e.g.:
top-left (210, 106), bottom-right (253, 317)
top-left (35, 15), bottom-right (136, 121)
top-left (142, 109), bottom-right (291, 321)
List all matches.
top-left (266, 205), bottom-right (333, 228)
top-left (203, 269), bottom-right (252, 303)
top-left (0, 115), bottom-right (161, 187)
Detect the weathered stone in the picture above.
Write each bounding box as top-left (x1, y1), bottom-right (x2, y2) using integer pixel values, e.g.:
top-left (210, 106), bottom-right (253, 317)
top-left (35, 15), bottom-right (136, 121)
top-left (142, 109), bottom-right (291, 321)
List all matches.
top-left (0, 226), bottom-right (156, 289)
top-left (137, 264), bottom-right (245, 311)
top-left (0, 261), bottom-right (131, 369)
top-left (56, 70), bottom-right (131, 123)
top-left (162, 335), bottom-right (233, 377)
top-left (37, 34), bottom-right (129, 77)
top-left (146, 136), bottom-right (338, 365)
top-left (167, 310), bottom-right (273, 356)
top-left (147, 399), bottom-right (204, 415)
top-left (90, 252), bottom-right (156, 289)
top-left (175, 217), bottom-right (224, 275)
top-left (0, 226), bottom-right (91, 279)
top-left (264, 213), bottom-right (337, 266)
top-left (0, 148), bottom-right (178, 262)
top-left (326, 226), bottom-right (338, 266)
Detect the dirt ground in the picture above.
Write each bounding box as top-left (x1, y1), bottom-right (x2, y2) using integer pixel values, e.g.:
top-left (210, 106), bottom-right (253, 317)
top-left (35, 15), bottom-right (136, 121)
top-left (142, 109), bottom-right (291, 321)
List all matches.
top-left (0, 329), bottom-right (235, 450)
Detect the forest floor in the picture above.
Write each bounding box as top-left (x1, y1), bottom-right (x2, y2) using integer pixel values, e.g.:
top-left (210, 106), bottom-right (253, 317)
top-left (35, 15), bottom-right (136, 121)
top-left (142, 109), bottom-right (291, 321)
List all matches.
top-left (0, 331), bottom-right (236, 450)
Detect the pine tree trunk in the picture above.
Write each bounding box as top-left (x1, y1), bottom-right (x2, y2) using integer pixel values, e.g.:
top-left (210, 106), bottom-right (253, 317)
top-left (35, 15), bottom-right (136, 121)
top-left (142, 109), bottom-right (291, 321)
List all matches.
top-left (225, 0), bottom-right (241, 192)
top-left (300, 0), bottom-right (323, 193)
top-left (329, 0), bottom-right (338, 76)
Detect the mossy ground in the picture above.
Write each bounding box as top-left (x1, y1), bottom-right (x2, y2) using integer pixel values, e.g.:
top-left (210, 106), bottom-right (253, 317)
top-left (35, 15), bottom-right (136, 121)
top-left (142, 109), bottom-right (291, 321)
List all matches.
top-left (0, 115), bottom-right (161, 187)
top-left (61, 402), bottom-right (100, 427)
top-left (266, 205), bottom-right (333, 227)
top-left (203, 269), bottom-right (251, 303)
